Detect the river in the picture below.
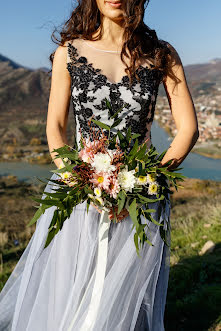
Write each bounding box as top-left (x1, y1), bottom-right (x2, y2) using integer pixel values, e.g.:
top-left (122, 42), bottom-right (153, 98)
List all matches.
top-left (0, 121), bottom-right (221, 183)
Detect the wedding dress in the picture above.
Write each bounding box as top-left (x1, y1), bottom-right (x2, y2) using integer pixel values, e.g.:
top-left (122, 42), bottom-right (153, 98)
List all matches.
top-left (0, 38), bottom-right (171, 331)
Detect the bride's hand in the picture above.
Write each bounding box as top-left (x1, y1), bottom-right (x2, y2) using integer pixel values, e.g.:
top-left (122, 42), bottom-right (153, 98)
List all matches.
top-left (109, 207), bottom-right (129, 222)
top-left (91, 203), bottom-right (129, 222)
top-left (91, 202), bottom-right (102, 214)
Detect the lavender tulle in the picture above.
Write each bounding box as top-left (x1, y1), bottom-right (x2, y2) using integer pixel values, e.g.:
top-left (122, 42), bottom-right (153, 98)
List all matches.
top-left (0, 172), bottom-right (171, 330)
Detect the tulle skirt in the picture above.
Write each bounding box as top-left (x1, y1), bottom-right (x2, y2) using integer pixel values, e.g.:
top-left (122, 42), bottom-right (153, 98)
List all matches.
top-left (0, 172), bottom-right (171, 331)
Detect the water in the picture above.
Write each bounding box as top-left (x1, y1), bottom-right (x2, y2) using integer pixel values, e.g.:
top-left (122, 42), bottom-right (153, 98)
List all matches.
top-left (0, 121), bottom-right (220, 183)
top-left (151, 121), bottom-right (221, 181)
top-left (0, 162), bottom-right (54, 184)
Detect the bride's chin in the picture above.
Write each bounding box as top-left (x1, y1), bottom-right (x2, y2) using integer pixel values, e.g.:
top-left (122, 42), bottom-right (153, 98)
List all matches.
top-left (103, 2), bottom-right (124, 18)
top-left (103, 12), bottom-right (124, 22)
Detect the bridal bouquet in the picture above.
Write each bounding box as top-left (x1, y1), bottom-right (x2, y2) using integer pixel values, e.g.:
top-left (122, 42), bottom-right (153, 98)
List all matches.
top-left (27, 99), bottom-right (186, 256)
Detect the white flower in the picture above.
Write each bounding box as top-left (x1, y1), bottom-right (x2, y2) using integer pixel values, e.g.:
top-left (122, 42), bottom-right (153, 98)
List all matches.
top-left (91, 153), bottom-right (116, 173)
top-left (137, 175), bottom-right (148, 185)
top-left (61, 171), bottom-right (72, 180)
top-left (63, 157), bottom-right (72, 165)
top-left (147, 173), bottom-right (157, 183)
top-left (148, 182), bottom-right (159, 195)
top-left (88, 193), bottom-right (95, 200)
top-left (81, 153), bottom-right (92, 163)
top-left (118, 166), bottom-right (136, 192)
top-left (94, 187), bottom-right (102, 197)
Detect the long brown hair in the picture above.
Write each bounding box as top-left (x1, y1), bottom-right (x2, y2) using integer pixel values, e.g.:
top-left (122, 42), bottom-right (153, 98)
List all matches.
top-left (49, 0), bottom-right (180, 87)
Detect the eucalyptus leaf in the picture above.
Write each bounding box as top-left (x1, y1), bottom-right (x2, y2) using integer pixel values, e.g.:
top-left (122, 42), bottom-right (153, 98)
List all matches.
top-left (111, 118), bottom-right (122, 129)
top-left (27, 205), bottom-right (45, 226)
top-left (110, 105), bottom-right (124, 119)
top-left (129, 199), bottom-right (138, 227)
top-left (134, 232), bottom-right (140, 258)
top-left (117, 190), bottom-right (126, 214)
top-left (91, 119), bottom-right (110, 131)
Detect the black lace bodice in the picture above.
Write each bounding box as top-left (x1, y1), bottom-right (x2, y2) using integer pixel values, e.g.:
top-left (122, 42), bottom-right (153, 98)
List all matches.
top-left (66, 40), bottom-right (164, 148)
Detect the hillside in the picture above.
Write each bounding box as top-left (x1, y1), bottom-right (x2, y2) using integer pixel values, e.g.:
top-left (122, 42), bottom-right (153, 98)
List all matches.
top-left (0, 54), bottom-right (75, 163)
top-left (158, 58), bottom-right (221, 98)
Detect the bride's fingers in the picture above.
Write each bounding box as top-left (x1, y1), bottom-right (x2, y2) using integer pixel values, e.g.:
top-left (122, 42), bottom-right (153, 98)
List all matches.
top-left (108, 209), bottom-right (129, 221)
top-left (91, 202), bottom-right (102, 214)
top-left (91, 205), bottom-right (129, 220)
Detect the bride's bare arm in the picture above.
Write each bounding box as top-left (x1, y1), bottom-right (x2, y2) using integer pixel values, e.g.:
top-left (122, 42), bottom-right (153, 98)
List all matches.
top-left (159, 42), bottom-right (199, 170)
top-left (46, 42), bottom-right (71, 169)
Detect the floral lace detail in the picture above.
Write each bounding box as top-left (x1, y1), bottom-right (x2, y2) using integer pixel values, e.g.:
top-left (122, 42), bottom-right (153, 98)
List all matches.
top-left (66, 42), bottom-right (163, 148)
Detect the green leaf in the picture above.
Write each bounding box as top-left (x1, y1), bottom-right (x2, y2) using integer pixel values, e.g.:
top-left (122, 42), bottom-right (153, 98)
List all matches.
top-left (129, 199), bottom-right (138, 227)
top-left (105, 98), bottom-right (112, 110)
top-left (27, 205), bottom-right (45, 226)
top-left (80, 138), bottom-right (84, 149)
top-left (44, 227), bottom-right (57, 248)
top-left (126, 127), bottom-right (132, 142)
top-left (128, 139), bottom-right (139, 159)
top-left (91, 119), bottom-right (110, 131)
top-left (137, 194), bottom-right (165, 203)
top-left (131, 133), bottom-right (141, 139)
top-left (134, 232), bottom-right (141, 258)
top-left (48, 209), bottom-right (59, 231)
top-left (51, 144), bottom-right (72, 155)
top-left (52, 151), bottom-right (78, 161)
top-left (159, 220), bottom-right (170, 247)
top-left (110, 105), bottom-right (124, 119)
top-left (60, 159), bottom-right (74, 172)
top-left (31, 197), bottom-right (63, 208)
top-left (87, 200), bottom-right (90, 213)
top-left (157, 149), bottom-right (167, 161)
top-left (117, 131), bottom-right (125, 142)
top-left (144, 212), bottom-right (163, 227)
top-left (59, 210), bottom-right (66, 230)
top-left (135, 144), bottom-right (147, 160)
top-left (65, 196), bottom-right (72, 218)
top-left (144, 208), bottom-right (156, 213)
top-left (145, 237), bottom-right (154, 247)
top-left (117, 190), bottom-right (126, 214)
top-left (43, 191), bottom-right (67, 199)
top-left (136, 224), bottom-right (146, 236)
top-left (111, 118), bottom-right (122, 129)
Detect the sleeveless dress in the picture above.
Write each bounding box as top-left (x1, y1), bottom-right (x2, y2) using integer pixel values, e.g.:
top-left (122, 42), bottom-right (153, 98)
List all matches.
top-left (0, 38), bottom-right (171, 331)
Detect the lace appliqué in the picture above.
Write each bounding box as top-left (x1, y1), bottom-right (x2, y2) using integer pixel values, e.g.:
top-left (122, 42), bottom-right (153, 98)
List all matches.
top-left (66, 42), bottom-right (163, 147)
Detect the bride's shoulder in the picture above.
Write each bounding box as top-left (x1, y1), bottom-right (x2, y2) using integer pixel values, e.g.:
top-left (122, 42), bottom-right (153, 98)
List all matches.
top-left (158, 39), bottom-right (182, 65)
top-left (53, 39), bottom-right (80, 59)
top-left (63, 38), bottom-right (82, 47)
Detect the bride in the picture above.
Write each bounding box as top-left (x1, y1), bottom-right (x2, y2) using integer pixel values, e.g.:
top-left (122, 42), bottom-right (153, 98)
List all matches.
top-left (0, 0), bottom-right (199, 330)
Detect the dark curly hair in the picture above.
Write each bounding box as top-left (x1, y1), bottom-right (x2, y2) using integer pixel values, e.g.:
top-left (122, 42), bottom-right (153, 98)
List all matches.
top-left (49, 0), bottom-right (180, 87)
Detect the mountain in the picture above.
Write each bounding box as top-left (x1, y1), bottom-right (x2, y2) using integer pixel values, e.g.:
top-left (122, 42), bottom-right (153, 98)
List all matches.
top-left (0, 54), bottom-right (29, 70)
top-left (158, 57), bottom-right (221, 97)
top-left (185, 58), bottom-right (221, 81)
top-left (0, 54), bottom-right (51, 124)
top-left (37, 67), bottom-right (51, 73)
top-left (0, 53), bottom-right (75, 153)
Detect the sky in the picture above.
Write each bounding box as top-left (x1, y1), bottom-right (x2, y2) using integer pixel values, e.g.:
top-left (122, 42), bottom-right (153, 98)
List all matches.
top-left (0, 0), bottom-right (221, 70)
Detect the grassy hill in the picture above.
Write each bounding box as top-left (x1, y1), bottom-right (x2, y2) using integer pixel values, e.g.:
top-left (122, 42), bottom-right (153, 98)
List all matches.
top-left (0, 176), bottom-right (220, 330)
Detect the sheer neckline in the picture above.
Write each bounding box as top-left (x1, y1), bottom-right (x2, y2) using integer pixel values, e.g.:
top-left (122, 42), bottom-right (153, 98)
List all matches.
top-left (83, 40), bottom-right (121, 53)
top-left (67, 42), bottom-right (156, 86)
